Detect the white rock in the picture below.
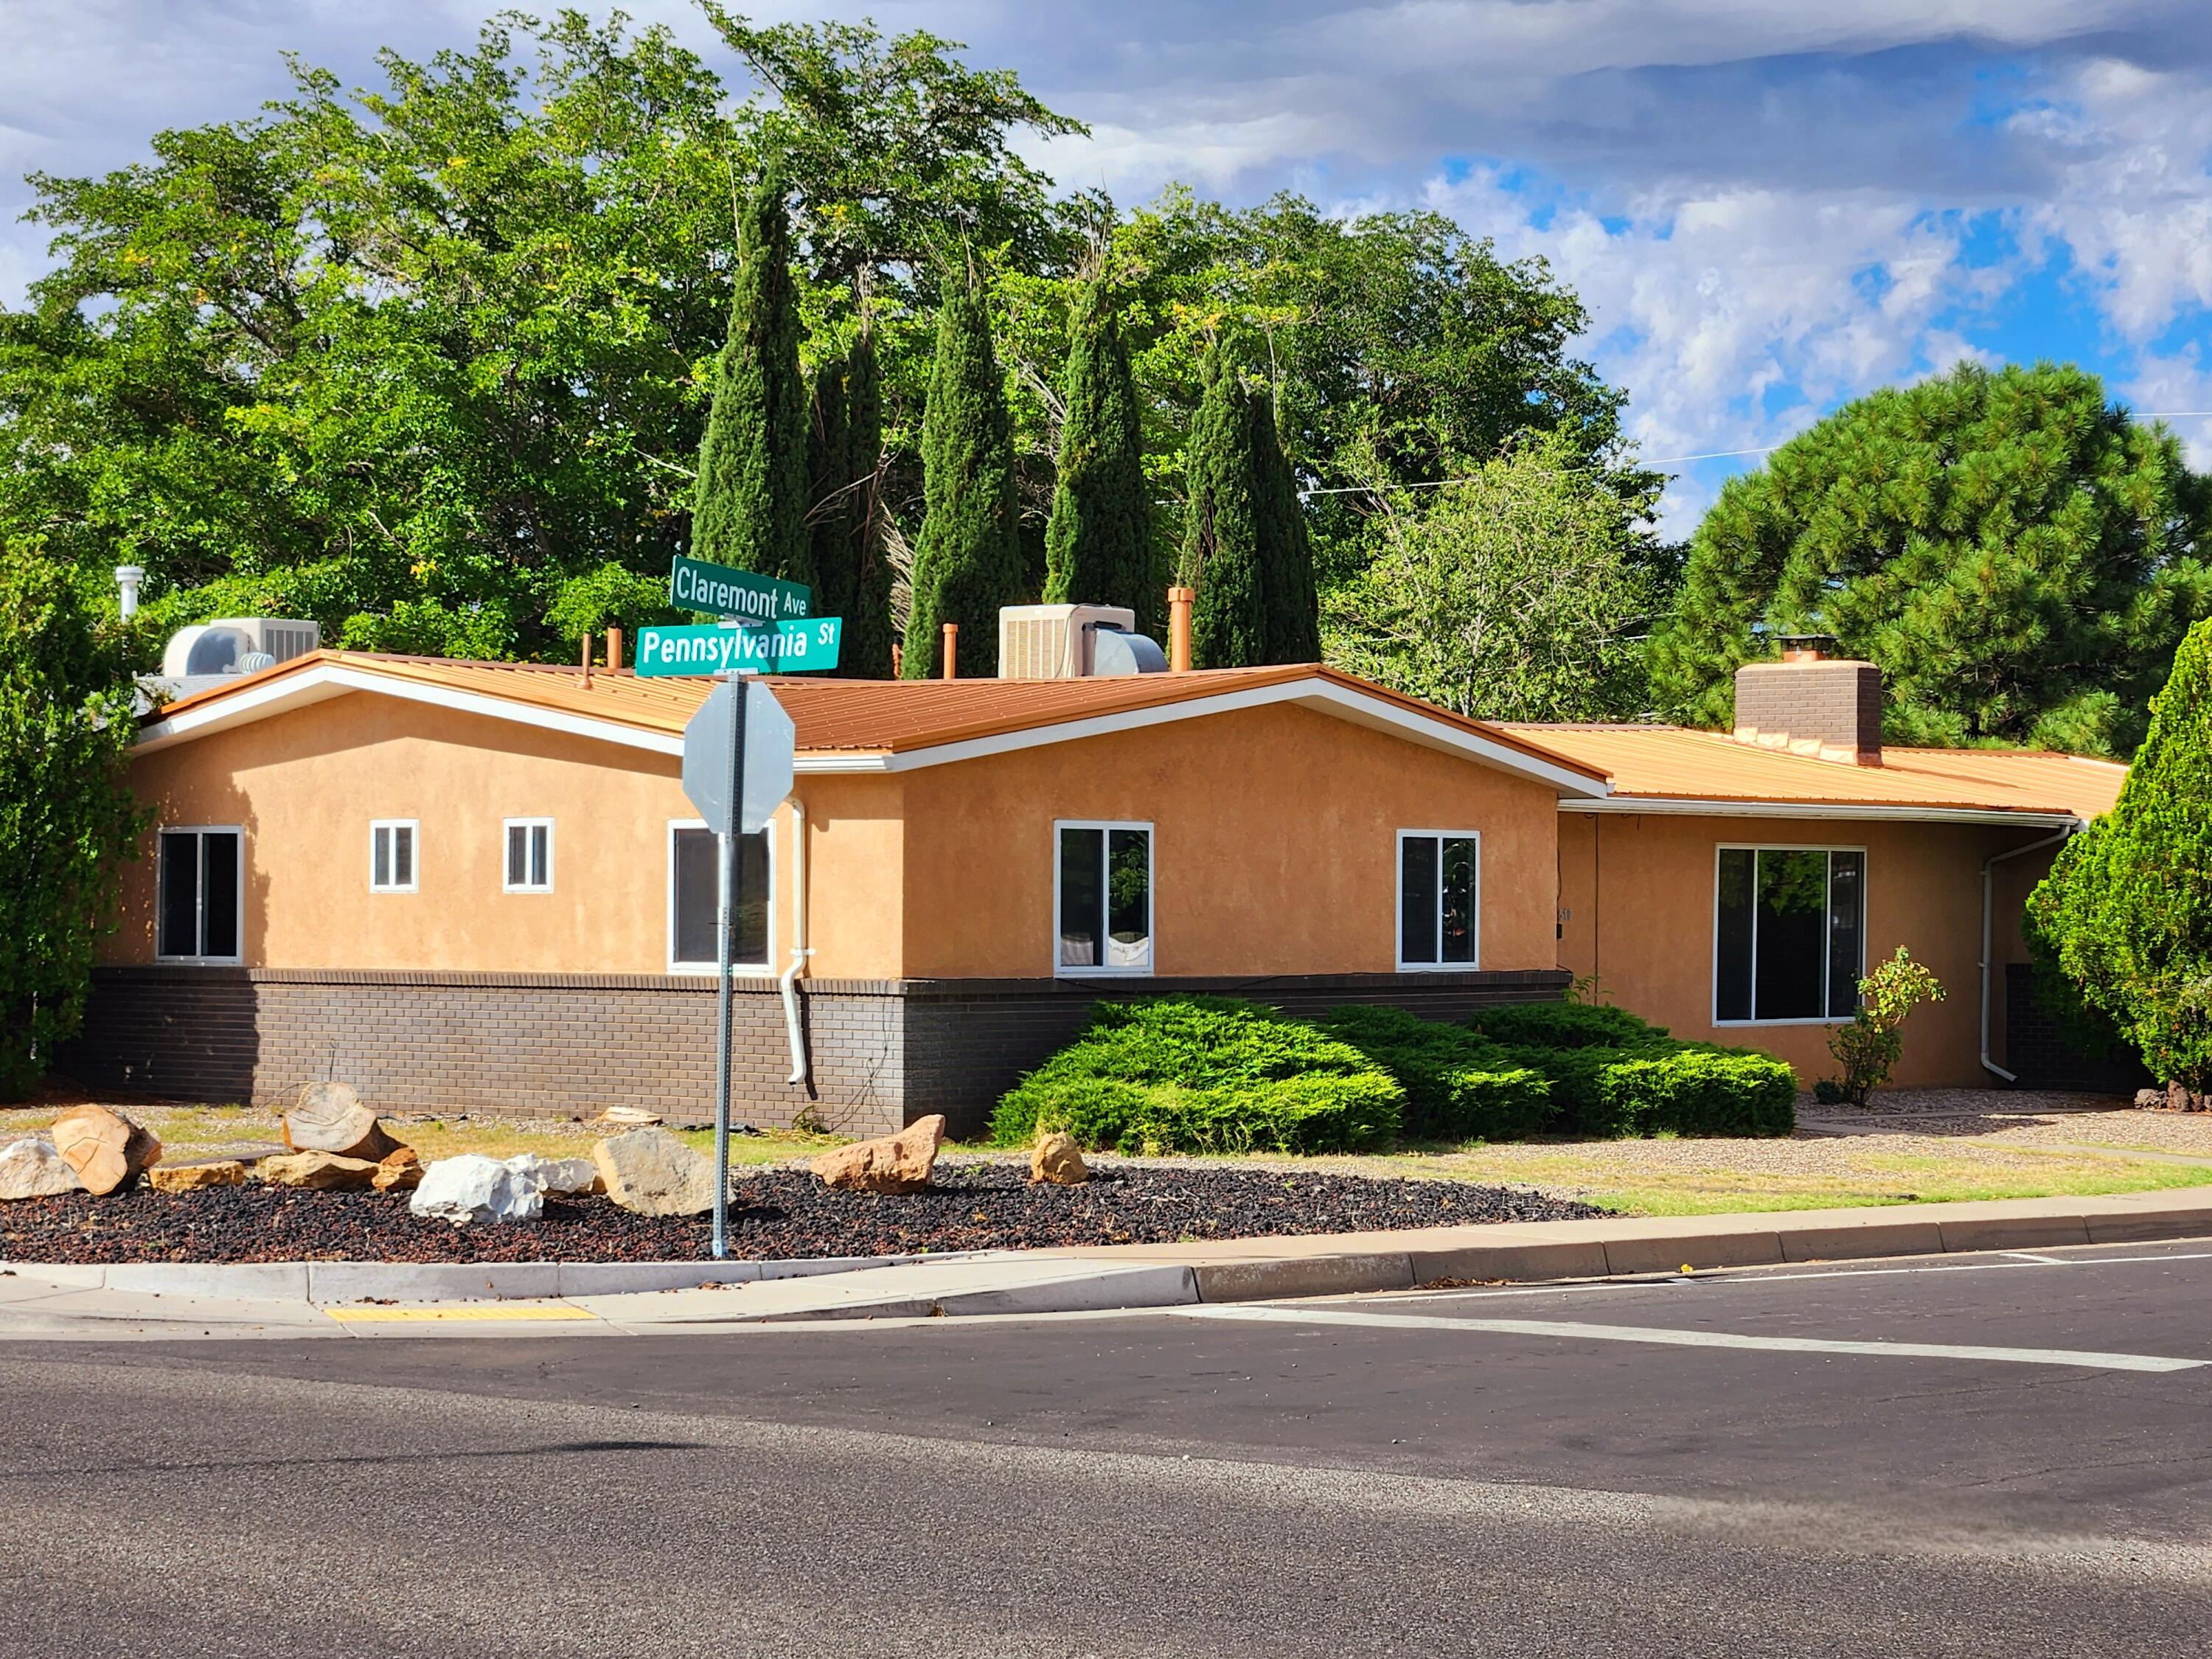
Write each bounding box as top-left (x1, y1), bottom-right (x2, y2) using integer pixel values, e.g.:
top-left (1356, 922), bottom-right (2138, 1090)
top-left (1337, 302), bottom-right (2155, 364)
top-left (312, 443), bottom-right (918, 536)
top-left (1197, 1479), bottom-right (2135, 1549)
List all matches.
top-left (504, 1154), bottom-right (600, 1195)
top-left (408, 1155), bottom-right (546, 1226)
top-left (0, 1135), bottom-right (82, 1201)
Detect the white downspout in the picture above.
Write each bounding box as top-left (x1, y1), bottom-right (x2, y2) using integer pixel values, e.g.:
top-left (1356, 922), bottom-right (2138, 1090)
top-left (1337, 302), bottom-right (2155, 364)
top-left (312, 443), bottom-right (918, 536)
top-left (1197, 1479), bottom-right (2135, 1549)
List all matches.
top-left (780, 797), bottom-right (814, 1085)
top-left (1980, 826), bottom-right (2076, 1083)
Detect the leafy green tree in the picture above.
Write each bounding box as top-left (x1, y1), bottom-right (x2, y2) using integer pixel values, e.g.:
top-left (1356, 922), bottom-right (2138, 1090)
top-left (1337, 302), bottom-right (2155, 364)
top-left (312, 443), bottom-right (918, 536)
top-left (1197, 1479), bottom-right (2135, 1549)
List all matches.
top-left (840, 332), bottom-right (896, 677)
top-left (693, 174), bottom-right (811, 585)
top-left (1324, 440), bottom-right (1658, 719)
top-left (1180, 352), bottom-right (1267, 668)
top-left (0, 546), bottom-right (145, 1099)
top-left (1817, 947), bottom-right (1946, 1107)
top-left (1043, 276), bottom-right (1155, 628)
top-left (2028, 619), bottom-right (2212, 1088)
top-left (807, 355), bottom-right (852, 619)
top-left (1651, 361), bottom-right (2212, 755)
top-left (1252, 386), bottom-right (1321, 661)
top-left (904, 266), bottom-right (1023, 678)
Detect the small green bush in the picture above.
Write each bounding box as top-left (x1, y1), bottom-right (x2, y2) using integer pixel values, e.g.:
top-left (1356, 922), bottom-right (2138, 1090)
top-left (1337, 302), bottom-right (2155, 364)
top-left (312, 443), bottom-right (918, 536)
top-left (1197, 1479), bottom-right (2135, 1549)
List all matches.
top-left (1466, 1001), bottom-right (1664, 1051)
top-left (1318, 1004), bottom-right (1554, 1141)
top-left (1500, 1043), bottom-right (1795, 1138)
top-left (991, 996), bottom-right (1403, 1154)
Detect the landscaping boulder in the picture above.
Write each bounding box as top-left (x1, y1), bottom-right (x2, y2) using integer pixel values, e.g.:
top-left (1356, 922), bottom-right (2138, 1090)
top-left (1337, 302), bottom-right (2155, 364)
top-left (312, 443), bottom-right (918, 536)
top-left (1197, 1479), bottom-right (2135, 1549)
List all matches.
top-left (0, 1136), bottom-right (81, 1201)
top-left (1029, 1132), bottom-right (1089, 1186)
top-left (508, 1155), bottom-right (602, 1196)
top-left (259, 1152), bottom-right (380, 1191)
top-left (49, 1105), bottom-right (161, 1196)
top-left (409, 1155), bottom-right (546, 1225)
top-left (148, 1159), bottom-right (246, 1193)
top-left (2138, 1088), bottom-right (2167, 1110)
top-left (371, 1147), bottom-right (423, 1193)
top-left (282, 1081), bottom-right (400, 1161)
top-left (591, 1128), bottom-right (717, 1217)
top-left (2169, 1082), bottom-right (2210, 1113)
top-left (813, 1114), bottom-right (947, 1194)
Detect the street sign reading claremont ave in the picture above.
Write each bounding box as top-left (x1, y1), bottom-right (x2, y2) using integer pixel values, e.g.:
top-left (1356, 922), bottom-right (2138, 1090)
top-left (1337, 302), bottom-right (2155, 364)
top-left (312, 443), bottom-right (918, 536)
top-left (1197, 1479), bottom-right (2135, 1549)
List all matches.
top-left (635, 619), bottom-right (842, 676)
top-left (668, 554), bottom-right (810, 622)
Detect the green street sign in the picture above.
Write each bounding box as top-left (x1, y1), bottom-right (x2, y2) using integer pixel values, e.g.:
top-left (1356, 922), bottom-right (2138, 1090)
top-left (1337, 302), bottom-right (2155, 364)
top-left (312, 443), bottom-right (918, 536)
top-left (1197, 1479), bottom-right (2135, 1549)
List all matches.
top-left (636, 619), bottom-right (842, 676)
top-left (668, 554), bottom-right (810, 622)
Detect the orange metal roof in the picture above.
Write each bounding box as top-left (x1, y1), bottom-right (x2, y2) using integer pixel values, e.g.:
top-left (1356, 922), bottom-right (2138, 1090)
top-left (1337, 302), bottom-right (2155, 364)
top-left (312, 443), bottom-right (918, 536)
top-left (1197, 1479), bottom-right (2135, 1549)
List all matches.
top-left (1502, 723), bottom-right (2126, 820)
top-left (150, 650), bottom-right (1604, 776)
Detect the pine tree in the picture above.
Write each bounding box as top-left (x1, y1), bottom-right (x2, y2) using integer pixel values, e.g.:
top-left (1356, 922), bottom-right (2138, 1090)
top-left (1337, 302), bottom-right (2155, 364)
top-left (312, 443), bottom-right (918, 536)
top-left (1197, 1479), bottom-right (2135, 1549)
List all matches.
top-left (1649, 361), bottom-right (2212, 754)
top-left (2028, 617), bottom-right (2212, 1088)
top-left (1251, 383), bottom-right (1321, 662)
top-left (806, 355), bottom-right (852, 622)
top-left (1043, 276), bottom-right (1155, 630)
top-left (691, 173), bottom-right (812, 585)
top-left (904, 265), bottom-right (1023, 678)
top-left (842, 330), bottom-right (896, 678)
top-left (1180, 350), bottom-right (1267, 667)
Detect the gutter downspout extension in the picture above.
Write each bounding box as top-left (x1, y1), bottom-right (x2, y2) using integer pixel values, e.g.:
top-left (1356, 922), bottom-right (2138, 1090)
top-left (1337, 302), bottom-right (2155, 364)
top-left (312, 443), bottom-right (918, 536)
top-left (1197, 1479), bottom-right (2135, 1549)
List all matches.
top-left (780, 797), bottom-right (814, 1087)
top-left (1980, 825), bottom-right (2076, 1083)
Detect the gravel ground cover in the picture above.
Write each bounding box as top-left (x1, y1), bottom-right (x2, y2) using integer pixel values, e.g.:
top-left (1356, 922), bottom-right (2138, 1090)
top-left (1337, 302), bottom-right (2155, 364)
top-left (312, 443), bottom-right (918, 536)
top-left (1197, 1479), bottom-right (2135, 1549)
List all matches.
top-left (0, 1160), bottom-right (1604, 1265)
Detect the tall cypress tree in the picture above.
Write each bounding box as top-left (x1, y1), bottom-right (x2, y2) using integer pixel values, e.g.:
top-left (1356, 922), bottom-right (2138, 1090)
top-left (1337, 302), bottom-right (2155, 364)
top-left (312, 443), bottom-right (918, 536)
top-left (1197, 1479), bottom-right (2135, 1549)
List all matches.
top-left (691, 173), bottom-right (811, 585)
top-left (806, 355), bottom-right (852, 622)
top-left (842, 330), bottom-right (895, 678)
top-left (1251, 383), bottom-right (1321, 662)
top-left (1180, 350), bottom-right (1267, 668)
top-left (904, 265), bottom-right (1023, 678)
top-left (1043, 276), bottom-right (1154, 630)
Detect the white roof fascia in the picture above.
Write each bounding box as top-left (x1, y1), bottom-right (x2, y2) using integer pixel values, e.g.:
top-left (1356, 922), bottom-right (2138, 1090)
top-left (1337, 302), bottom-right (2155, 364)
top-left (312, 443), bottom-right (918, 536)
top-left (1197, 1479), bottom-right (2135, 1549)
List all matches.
top-left (824, 678), bottom-right (1613, 796)
top-left (1560, 796), bottom-right (2082, 828)
top-left (133, 663), bottom-right (686, 759)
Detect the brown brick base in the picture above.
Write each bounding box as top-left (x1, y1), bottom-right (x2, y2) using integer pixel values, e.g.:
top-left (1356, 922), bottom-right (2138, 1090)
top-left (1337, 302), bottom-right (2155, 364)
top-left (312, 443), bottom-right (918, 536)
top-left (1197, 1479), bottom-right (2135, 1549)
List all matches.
top-left (58, 966), bottom-right (1571, 1139)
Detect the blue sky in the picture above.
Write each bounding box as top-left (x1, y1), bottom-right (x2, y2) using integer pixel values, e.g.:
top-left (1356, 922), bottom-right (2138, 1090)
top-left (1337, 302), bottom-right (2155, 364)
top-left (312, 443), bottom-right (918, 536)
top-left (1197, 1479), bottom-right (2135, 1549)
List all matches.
top-left (5, 1), bottom-right (2211, 537)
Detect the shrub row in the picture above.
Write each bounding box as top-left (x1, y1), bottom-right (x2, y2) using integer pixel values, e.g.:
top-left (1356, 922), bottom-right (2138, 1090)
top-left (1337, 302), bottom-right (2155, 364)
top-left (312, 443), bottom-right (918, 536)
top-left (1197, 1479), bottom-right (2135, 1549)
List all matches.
top-left (992, 996), bottom-right (1796, 1152)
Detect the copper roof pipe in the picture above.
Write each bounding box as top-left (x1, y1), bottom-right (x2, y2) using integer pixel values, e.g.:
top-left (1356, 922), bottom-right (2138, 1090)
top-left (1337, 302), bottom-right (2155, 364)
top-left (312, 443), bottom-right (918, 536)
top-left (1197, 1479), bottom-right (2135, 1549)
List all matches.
top-left (1167, 585), bottom-right (1195, 672)
top-left (942, 621), bottom-right (959, 680)
top-left (579, 631), bottom-right (593, 688)
top-left (605, 625), bottom-right (624, 672)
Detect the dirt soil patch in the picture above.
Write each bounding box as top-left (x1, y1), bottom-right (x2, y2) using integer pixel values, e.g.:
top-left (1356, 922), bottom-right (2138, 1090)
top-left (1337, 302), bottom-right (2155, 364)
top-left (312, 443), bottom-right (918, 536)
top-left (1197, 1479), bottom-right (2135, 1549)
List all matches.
top-left (0, 1161), bottom-right (1604, 1265)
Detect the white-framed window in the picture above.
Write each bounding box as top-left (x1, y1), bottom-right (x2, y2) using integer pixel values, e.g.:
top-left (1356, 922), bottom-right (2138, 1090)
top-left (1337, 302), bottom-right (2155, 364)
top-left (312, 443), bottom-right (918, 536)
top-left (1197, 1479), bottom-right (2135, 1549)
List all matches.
top-left (1054, 821), bottom-right (1153, 976)
top-left (1398, 830), bottom-right (1480, 970)
top-left (369, 820), bottom-right (418, 894)
top-left (503, 818), bottom-right (554, 894)
top-left (1714, 844), bottom-right (1866, 1025)
top-left (667, 819), bottom-right (773, 974)
top-left (156, 826), bottom-right (244, 963)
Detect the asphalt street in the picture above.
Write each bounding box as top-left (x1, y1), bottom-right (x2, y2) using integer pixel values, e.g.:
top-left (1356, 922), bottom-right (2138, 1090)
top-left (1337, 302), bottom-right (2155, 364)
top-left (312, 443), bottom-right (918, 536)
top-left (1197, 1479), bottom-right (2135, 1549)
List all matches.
top-left (4, 1240), bottom-right (2211, 1656)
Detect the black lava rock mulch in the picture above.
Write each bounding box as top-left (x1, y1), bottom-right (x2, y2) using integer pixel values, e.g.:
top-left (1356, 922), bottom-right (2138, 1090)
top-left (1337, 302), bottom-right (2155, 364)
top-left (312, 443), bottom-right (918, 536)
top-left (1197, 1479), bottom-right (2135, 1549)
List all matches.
top-left (0, 1161), bottom-right (1606, 1265)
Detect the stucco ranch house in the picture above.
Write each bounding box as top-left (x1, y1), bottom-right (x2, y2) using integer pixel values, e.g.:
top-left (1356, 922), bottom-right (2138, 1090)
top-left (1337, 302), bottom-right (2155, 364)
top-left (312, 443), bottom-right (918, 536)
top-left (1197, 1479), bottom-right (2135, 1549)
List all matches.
top-left (61, 645), bottom-right (2124, 1136)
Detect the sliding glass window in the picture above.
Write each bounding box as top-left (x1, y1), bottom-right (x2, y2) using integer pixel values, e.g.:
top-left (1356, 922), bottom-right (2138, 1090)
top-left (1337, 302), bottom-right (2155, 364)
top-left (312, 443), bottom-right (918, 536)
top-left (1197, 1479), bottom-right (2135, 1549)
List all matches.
top-left (1714, 846), bottom-right (1865, 1023)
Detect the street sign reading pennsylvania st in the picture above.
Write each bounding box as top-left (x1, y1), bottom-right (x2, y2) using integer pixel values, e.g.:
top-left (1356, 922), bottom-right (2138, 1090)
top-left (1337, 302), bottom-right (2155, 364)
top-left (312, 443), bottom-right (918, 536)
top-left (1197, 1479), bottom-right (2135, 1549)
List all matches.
top-left (669, 554), bottom-right (810, 622)
top-left (635, 618), bottom-right (842, 676)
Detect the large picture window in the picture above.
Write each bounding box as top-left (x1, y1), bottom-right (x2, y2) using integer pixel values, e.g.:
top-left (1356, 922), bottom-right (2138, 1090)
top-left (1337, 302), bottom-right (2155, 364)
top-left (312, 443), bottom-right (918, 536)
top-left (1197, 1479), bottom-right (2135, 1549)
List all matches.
top-left (668, 822), bottom-right (771, 973)
top-left (1714, 846), bottom-right (1865, 1023)
top-left (156, 827), bottom-right (243, 962)
top-left (1399, 830), bottom-right (1480, 970)
top-left (1056, 822), bottom-right (1152, 975)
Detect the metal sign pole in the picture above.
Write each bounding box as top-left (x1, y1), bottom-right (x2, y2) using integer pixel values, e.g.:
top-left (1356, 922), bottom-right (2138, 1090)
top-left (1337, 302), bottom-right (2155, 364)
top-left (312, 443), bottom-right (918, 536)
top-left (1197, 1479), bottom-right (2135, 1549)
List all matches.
top-left (710, 666), bottom-right (748, 1261)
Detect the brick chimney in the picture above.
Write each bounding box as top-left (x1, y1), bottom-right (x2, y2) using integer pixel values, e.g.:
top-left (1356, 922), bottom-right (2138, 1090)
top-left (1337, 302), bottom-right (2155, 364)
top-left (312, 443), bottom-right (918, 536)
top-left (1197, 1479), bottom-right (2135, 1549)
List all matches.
top-left (1732, 639), bottom-right (1882, 765)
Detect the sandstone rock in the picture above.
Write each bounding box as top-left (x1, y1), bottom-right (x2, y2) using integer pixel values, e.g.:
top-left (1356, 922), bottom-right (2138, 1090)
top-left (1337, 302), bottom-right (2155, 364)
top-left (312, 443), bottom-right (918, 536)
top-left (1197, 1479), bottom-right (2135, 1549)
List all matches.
top-left (1029, 1132), bottom-right (1089, 1186)
top-left (371, 1147), bottom-right (423, 1193)
top-left (49, 1105), bottom-right (161, 1196)
top-left (0, 1136), bottom-right (82, 1201)
top-left (259, 1151), bottom-right (380, 1191)
top-left (2137, 1088), bottom-right (2168, 1110)
top-left (812, 1114), bottom-right (947, 1194)
top-left (591, 1128), bottom-right (717, 1217)
top-left (282, 1081), bottom-right (399, 1161)
top-left (410, 1155), bottom-right (546, 1225)
top-left (148, 1159), bottom-right (246, 1193)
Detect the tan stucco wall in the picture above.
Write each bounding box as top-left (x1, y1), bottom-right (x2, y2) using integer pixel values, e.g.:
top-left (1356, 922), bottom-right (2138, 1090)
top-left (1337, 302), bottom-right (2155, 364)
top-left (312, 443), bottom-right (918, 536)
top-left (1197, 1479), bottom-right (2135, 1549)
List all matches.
top-left (1556, 811), bottom-right (2065, 1088)
top-left (896, 701), bottom-right (1565, 978)
top-left (108, 693), bottom-right (891, 978)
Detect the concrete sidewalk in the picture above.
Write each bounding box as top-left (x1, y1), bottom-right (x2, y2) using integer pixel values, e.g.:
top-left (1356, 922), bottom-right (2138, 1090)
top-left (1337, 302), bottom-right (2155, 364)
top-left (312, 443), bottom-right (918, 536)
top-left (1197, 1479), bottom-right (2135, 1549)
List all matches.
top-left (4, 1184), bottom-right (2210, 1337)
